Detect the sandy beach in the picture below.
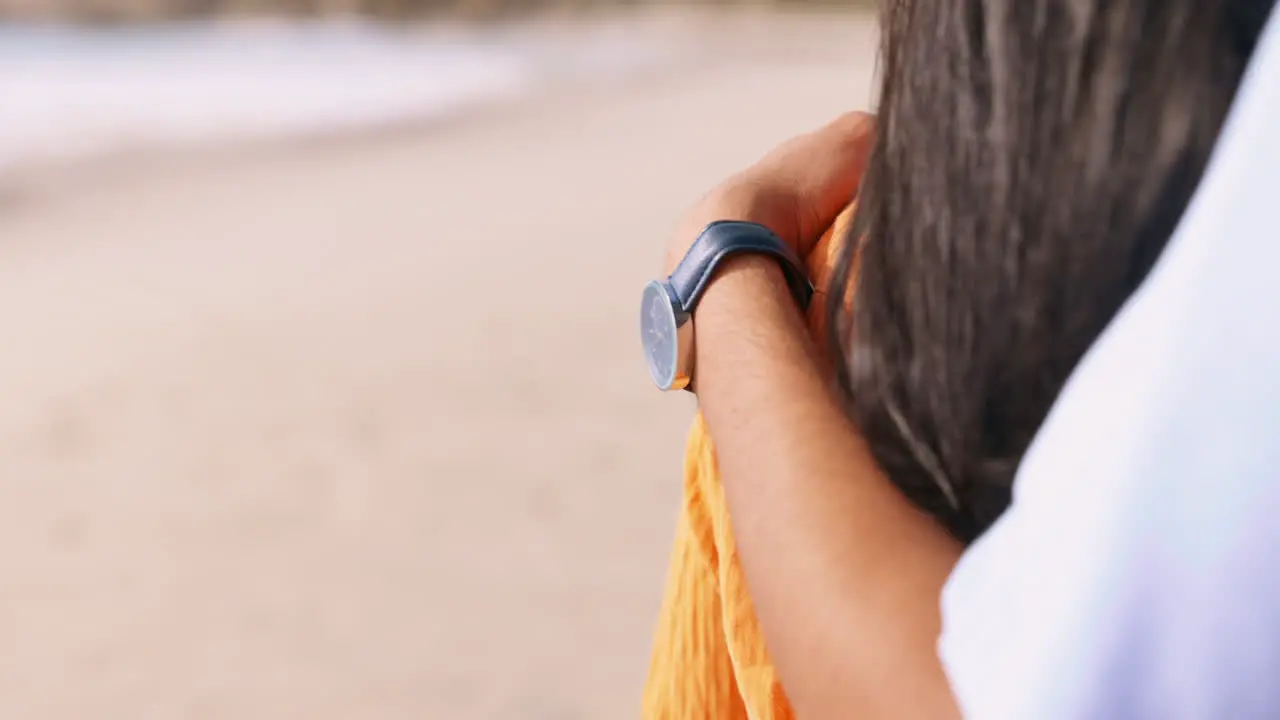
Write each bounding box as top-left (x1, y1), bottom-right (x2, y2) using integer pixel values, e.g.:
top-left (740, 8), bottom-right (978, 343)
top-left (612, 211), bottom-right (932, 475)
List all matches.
top-left (0, 11), bottom-right (876, 718)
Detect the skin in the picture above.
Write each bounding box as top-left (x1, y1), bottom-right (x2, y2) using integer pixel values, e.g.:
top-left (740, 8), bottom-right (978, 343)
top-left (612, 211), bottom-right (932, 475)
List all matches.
top-left (663, 112), bottom-right (965, 719)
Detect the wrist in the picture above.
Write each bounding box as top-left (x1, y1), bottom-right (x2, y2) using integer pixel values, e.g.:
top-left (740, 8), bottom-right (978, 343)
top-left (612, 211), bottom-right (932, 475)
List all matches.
top-left (697, 255), bottom-right (795, 322)
top-left (694, 256), bottom-right (817, 389)
top-left (642, 221), bottom-right (812, 393)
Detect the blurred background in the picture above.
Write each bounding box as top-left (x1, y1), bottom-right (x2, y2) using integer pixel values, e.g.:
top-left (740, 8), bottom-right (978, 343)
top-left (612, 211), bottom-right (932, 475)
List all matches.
top-left (0, 2), bottom-right (874, 717)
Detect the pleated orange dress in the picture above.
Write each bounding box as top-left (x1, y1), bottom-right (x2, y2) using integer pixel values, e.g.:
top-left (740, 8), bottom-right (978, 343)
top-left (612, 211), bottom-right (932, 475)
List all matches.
top-left (642, 204), bottom-right (857, 719)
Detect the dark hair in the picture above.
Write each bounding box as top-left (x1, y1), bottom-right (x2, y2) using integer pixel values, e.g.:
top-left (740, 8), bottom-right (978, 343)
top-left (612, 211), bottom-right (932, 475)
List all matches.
top-left (831, 0), bottom-right (1276, 542)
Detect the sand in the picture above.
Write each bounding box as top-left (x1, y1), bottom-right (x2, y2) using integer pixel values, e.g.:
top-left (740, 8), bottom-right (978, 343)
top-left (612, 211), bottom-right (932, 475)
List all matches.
top-left (0, 11), bottom-right (876, 719)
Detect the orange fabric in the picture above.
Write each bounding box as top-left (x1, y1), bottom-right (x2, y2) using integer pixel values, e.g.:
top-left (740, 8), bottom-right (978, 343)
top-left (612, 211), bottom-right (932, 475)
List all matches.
top-left (643, 205), bottom-right (857, 719)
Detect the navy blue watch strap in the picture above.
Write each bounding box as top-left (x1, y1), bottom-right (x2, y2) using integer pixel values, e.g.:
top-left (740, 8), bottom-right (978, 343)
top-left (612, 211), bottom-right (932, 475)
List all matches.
top-left (668, 221), bottom-right (813, 312)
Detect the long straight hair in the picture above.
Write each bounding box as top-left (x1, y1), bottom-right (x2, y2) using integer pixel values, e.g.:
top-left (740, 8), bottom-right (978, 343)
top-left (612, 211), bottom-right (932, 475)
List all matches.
top-left (830, 0), bottom-right (1276, 542)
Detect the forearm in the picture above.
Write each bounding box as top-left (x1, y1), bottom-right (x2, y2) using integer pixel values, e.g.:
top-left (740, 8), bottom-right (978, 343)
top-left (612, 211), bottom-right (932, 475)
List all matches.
top-left (695, 256), bottom-right (963, 719)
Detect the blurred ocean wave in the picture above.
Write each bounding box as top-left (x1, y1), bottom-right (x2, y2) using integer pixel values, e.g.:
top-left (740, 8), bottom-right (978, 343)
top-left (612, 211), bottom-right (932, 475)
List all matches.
top-left (0, 19), bottom-right (680, 172)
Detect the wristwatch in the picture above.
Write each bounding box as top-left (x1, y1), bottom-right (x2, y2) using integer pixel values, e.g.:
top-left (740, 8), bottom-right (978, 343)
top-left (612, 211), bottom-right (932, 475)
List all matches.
top-left (640, 220), bottom-right (813, 391)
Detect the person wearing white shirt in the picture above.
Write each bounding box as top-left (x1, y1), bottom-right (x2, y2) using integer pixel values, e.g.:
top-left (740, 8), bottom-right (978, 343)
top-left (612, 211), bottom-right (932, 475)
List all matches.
top-left (642, 0), bottom-right (1279, 716)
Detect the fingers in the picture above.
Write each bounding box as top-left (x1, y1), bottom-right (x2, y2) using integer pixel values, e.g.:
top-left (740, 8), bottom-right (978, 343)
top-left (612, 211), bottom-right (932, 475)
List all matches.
top-left (666, 112), bottom-right (875, 273)
top-left (754, 112), bottom-right (875, 248)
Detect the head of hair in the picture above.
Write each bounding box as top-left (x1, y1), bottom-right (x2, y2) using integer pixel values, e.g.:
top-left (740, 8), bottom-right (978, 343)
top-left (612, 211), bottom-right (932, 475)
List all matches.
top-left (830, 0), bottom-right (1276, 542)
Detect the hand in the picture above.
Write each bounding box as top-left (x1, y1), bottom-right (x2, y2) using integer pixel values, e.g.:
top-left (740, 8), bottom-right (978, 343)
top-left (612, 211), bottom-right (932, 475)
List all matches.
top-left (664, 112), bottom-right (875, 276)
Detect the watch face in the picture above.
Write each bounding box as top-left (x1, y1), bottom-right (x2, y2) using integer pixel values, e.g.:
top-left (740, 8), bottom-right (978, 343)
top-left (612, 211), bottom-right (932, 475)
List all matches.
top-left (640, 280), bottom-right (680, 389)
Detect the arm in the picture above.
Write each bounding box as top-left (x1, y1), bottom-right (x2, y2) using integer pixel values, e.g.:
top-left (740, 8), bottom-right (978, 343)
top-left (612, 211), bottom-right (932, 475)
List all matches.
top-left (666, 114), bottom-right (963, 718)
top-left (697, 257), bottom-right (961, 720)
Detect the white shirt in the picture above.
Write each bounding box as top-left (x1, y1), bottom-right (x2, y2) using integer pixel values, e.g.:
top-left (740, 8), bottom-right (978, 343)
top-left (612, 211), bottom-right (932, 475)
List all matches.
top-left (938, 9), bottom-right (1280, 719)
